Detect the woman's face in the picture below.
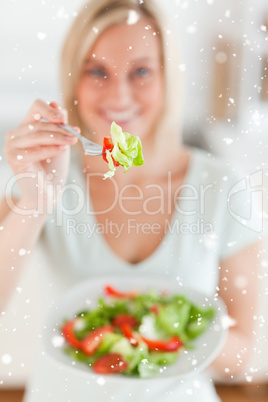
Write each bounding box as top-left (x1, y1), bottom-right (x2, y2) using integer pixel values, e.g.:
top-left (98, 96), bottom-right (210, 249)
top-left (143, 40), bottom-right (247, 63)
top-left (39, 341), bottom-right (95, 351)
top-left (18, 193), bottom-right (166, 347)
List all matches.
top-left (76, 16), bottom-right (164, 143)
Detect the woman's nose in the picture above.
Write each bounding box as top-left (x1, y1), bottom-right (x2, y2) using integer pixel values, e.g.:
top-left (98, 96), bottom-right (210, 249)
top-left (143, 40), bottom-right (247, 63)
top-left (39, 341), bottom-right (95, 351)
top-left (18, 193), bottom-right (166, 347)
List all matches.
top-left (109, 75), bottom-right (133, 106)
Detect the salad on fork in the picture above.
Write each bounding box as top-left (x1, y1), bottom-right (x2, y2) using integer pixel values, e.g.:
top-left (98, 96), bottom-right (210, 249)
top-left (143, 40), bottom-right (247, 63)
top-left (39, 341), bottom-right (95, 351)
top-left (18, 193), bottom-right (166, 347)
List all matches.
top-left (59, 121), bottom-right (144, 180)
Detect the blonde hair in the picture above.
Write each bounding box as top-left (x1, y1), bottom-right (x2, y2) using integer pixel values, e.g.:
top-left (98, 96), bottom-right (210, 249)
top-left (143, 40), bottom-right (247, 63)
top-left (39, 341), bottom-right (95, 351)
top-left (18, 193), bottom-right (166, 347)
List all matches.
top-left (61, 0), bottom-right (183, 150)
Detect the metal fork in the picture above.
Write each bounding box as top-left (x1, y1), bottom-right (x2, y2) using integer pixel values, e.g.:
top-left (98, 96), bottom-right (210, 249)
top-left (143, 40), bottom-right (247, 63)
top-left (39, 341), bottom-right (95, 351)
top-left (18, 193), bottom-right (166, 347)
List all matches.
top-left (40, 119), bottom-right (103, 156)
top-left (58, 123), bottom-right (103, 156)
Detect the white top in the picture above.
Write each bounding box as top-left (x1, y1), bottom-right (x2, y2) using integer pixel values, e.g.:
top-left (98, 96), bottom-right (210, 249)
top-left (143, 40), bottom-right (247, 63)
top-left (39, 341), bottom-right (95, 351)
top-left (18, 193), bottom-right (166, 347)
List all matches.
top-left (23, 147), bottom-right (259, 402)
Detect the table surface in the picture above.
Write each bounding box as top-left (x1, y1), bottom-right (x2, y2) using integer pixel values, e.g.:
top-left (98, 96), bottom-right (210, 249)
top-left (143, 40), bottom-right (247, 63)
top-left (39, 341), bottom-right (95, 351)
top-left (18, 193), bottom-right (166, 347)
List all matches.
top-left (0, 384), bottom-right (268, 402)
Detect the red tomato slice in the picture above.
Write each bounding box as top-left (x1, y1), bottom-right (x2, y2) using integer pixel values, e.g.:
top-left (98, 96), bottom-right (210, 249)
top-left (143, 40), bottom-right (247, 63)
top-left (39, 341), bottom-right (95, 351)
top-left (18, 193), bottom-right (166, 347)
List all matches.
top-left (102, 137), bottom-right (119, 166)
top-left (81, 326), bottom-right (114, 356)
top-left (120, 323), bottom-right (139, 347)
top-left (104, 285), bottom-right (138, 299)
top-left (93, 353), bottom-right (128, 374)
top-left (61, 319), bottom-right (82, 349)
top-left (141, 335), bottom-right (183, 352)
top-left (112, 314), bottom-right (139, 328)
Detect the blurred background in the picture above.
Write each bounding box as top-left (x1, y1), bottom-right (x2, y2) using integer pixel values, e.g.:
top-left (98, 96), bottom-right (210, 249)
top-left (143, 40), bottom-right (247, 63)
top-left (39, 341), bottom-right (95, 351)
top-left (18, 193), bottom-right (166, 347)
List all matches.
top-left (0, 0), bottom-right (267, 394)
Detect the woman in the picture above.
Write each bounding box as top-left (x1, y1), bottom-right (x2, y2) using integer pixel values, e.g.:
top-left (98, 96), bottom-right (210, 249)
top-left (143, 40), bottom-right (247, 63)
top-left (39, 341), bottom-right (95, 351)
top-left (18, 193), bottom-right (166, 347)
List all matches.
top-left (0, 0), bottom-right (261, 401)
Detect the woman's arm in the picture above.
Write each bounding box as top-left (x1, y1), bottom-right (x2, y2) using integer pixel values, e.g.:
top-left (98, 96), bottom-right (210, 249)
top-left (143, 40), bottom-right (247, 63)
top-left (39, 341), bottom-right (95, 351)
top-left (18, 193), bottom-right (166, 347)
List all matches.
top-left (212, 240), bottom-right (261, 379)
top-left (0, 196), bottom-right (48, 312)
top-left (0, 100), bottom-right (78, 312)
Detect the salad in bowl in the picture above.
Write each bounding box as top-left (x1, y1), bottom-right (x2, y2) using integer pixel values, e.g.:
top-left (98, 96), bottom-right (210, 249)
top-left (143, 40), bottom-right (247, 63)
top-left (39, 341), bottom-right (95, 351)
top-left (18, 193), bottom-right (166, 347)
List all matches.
top-left (43, 277), bottom-right (228, 381)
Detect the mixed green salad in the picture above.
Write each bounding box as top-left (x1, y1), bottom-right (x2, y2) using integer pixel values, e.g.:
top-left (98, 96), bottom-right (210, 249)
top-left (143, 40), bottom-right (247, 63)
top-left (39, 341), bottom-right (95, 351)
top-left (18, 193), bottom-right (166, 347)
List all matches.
top-left (102, 122), bottom-right (144, 179)
top-left (61, 285), bottom-right (215, 378)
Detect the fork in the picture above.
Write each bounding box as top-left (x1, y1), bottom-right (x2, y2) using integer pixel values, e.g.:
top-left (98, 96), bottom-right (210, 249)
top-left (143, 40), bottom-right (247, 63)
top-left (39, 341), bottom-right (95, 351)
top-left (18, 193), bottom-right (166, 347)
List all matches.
top-left (58, 123), bottom-right (103, 156)
top-left (41, 118), bottom-right (103, 156)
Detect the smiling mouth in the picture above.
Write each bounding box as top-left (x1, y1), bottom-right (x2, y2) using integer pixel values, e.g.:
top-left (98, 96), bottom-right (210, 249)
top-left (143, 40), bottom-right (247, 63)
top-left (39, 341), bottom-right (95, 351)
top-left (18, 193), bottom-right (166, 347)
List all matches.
top-left (104, 110), bottom-right (139, 123)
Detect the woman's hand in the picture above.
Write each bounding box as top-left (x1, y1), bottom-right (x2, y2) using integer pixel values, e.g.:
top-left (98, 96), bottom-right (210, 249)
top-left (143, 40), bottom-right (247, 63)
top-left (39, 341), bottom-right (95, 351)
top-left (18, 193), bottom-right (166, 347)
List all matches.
top-left (4, 100), bottom-right (78, 212)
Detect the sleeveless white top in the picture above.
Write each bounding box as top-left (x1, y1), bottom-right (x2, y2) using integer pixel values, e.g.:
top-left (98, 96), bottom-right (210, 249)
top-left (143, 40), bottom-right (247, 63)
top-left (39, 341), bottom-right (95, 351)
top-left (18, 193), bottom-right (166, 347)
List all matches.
top-left (23, 147), bottom-right (259, 402)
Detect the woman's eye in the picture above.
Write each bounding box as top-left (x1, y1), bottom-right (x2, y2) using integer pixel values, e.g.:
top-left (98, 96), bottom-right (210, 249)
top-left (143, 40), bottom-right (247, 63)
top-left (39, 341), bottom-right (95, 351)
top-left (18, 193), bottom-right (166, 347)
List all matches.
top-left (132, 68), bottom-right (150, 78)
top-left (87, 69), bottom-right (107, 79)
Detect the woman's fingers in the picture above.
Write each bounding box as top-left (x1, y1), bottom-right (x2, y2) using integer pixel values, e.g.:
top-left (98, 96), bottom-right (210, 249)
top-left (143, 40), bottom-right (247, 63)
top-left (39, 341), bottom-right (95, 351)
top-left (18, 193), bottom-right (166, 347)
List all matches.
top-left (4, 100), bottom-right (78, 185)
top-left (6, 122), bottom-right (77, 148)
top-left (6, 144), bottom-right (69, 165)
top-left (9, 99), bottom-right (75, 149)
top-left (49, 101), bottom-right (68, 124)
top-left (4, 116), bottom-right (79, 171)
top-left (6, 120), bottom-right (78, 149)
top-left (20, 99), bottom-right (66, 126)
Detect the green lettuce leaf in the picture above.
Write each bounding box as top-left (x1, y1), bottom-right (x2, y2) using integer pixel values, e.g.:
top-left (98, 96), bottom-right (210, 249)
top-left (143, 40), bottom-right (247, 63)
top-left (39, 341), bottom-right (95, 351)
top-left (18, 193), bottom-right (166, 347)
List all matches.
top-left (103, 121), bottom-right (144, 179)
top-left (148, 351), bottom-right (179, 366)
top-left (103, 150), bottom-right (116, 180)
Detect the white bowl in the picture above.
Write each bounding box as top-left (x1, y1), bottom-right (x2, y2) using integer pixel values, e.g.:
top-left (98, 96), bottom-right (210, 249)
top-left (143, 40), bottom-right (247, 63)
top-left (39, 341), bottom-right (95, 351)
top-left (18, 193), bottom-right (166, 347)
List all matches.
top-left (43, 276), bottom-right (228, 382)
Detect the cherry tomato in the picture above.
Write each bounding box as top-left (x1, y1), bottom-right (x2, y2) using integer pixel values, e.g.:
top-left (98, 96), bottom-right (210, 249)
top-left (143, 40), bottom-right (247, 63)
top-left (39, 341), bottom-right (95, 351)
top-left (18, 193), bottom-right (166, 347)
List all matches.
top-left (81, 326), bottom-right (114, 356)
top-left (102, 137), bottom-right (119, 166)
top-left (93, 353), bottom-right (128, 374)
top-left (61, 319), bottom-right (82, 349)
